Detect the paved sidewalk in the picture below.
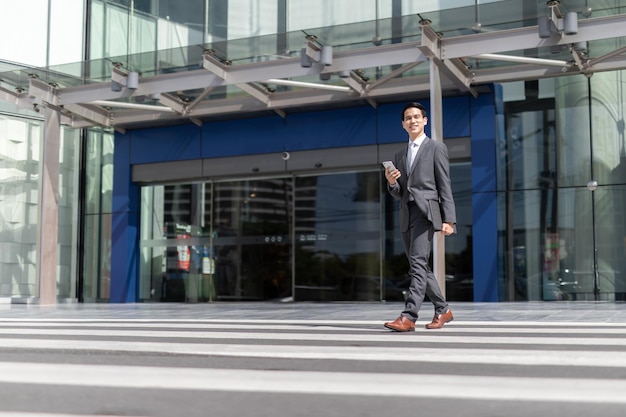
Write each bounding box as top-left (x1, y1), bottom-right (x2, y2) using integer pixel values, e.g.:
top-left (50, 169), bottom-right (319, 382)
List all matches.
top-left (0, 301), bottom-right (625, 323)
top-left (0, 300), bottom-right (625, 417)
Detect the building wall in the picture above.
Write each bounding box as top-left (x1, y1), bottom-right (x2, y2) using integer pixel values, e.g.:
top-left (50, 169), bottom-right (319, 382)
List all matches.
top-left (110, 95), bottom-right (498, 302)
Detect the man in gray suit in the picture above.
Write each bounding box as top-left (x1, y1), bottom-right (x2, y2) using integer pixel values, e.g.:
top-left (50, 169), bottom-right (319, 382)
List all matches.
top-left (383, 102), bottom-right (456, 331)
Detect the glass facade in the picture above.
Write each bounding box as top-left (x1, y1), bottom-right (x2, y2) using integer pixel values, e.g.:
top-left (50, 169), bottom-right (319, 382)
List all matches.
top-left (497, 73), bottom-right (626, 301)
top-left (0, 0), bottom-right (84, 301)
top-left (0, 112), bottom-right (79, 300)
top-left (0, 0), bottom-right (83, 67)
top-left (82, 129), bottom-right (114, 302)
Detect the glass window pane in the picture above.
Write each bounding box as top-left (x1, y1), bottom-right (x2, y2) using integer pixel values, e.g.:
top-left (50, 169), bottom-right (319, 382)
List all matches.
top-left (555, 77), bottom-right (591, 187)
top-left (85, 130), bottom-right (113, 215)
top-left (0, 117), bottom-right (41, 297)
top-left (0, 1), bottom-right (48, 66)
top-left (288, 0), bottom-right (377, 30)
top-left (228, 0), bottom-right (277, 39)
top-left (382, 186), bottom-right (408, 301)
top-left (504, 105), bottom-right (556, 191)
top-left (49, 0), bottom-right (84, 66)
top-left (140, 178), bottom-right (294, 302)
top-left (446, 162), bottom-right (473, 301)
top-left (294, 172), bottom-right (382, 301)
top-left (82, 214), bottom-right (110, 301)
top-left (594, 185), bottom-right (626, 301)
top-left (58, 126), bottom-right (80, 299)
top-left (504, 188), bottom-right (595, 301)
top-left (213, 179), bottom-right (292, 301)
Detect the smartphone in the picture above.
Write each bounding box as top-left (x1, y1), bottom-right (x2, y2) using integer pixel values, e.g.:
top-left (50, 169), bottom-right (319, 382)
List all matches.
top-left (381, 161), bottom-right (396, 171)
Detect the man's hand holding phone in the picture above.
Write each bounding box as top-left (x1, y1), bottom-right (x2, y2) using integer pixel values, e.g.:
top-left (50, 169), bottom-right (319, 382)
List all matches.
top-left (382, 161), bottom-right (401, 185)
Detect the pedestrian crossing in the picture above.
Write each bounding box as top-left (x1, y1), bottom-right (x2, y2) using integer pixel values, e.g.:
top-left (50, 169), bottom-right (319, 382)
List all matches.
top-left (0, 317), bottom-right (625, 416)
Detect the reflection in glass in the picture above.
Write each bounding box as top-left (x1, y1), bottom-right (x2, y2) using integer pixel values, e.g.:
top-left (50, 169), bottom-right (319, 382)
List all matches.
top-left (445, 162), bottom-right (473, 301)
top-left (594, 186), bottom-right (626, 301)
top-left (212, 179), bottom-right (292, 301)
top-left (589, 70), bottom-right (626, 300)
top-left (81, 129), bottom-right (114, 302)
top-left (294, 172), bottom-right (381, 301)
top-left (556, 77), bottom-right (591, 188)
top-left (502, 188), bottom-right (598, 301)
top-left (140, 178), bottom-right (293, 302)
top-left (497, 73), bottom-right (626, 301)
top-left (58, 127), bottom-right (80, 299)
top-left (138, 166), bottom-right (473, 303)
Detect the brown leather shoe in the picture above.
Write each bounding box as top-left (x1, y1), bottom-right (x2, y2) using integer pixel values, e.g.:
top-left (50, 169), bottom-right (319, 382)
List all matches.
top-left (384, 316), bottom-right (415, 332)
top-left (425, 309), bottom-right (454, 329)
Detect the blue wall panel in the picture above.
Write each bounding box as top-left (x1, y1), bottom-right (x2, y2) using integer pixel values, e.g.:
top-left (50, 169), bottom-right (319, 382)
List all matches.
top-left (285, 106), bottom-right (377, 150)
top-left (202, 116), bottom-right (287, 157)
top-left (129, 124), bottom-right (202, 164)
top-left (472, 191), bottom-right (499, 302)
top-left (470, 93), bottom-right (498, 193)
top-left (470, 93), bottom-right (498, 301)
top-left (443, 96), bottom-right (471, 138)
top-left (111, 133), bottom-right (139, 302)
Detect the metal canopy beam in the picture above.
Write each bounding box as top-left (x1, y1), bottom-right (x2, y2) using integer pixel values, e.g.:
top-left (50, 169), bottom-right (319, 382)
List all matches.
top-left (419, 24), bottom-right (477, 98)
top-left (62, 103), bottom-right (112, 127)
top-left (14, 13), bottom-right (626, 130)
top-left (57, 43), bottom-right (428, 106)
top-left (440, 13), bottom-right (626, 59)
top-left (0, 85), bottom-right (29, 108)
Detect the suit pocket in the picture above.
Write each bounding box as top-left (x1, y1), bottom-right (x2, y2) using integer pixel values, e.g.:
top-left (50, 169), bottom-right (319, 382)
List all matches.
top-left (428, 200), bottom-right (443, 231)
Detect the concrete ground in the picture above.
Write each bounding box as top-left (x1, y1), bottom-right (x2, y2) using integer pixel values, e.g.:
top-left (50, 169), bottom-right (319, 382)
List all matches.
top-left (0, 301), bottom-right (625, 417)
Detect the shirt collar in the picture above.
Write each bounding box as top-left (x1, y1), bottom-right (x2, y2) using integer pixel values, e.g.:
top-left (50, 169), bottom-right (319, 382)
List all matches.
top-left (409, 134), bottom-right (426, 147)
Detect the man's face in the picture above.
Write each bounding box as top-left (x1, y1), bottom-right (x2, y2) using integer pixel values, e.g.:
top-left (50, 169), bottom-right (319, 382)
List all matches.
top-left (402, 107), bottom-right (428, 139)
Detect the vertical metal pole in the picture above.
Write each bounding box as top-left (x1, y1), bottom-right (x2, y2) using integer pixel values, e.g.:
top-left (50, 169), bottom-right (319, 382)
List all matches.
top-left (429, 58), bottom-right (446, 297)
top-left (37, 106), bottom-right (61, 304)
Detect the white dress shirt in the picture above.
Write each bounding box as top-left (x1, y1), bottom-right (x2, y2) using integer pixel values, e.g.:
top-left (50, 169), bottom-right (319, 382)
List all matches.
top-left (407, 133), bottom-right (426, 172)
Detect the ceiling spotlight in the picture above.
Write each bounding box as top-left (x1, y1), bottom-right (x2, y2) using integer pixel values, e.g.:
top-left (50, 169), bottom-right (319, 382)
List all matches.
top-left (563, 11), bottom-right (578, 35)
top-left (538, 16), bottom-right (552, 38)
top-left (300, 48), bottom-right (312, 68)
top-left (127, 71), bottom-right (139, 89)
top-left (320, 46), bottom-right (333, 66)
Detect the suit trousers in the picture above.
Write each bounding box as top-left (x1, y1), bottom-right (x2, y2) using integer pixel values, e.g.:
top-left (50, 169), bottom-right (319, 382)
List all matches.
top-left (400, 203), bottom-right (449, 320)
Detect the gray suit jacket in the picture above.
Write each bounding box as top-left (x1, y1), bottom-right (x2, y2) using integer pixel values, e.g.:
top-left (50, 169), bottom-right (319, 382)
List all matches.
top-left (387, 137), bottom-right (456, 232)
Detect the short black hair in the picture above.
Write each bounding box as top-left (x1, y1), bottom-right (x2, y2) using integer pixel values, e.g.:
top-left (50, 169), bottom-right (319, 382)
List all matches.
top-left (401, 102), bottom-right (427, 120)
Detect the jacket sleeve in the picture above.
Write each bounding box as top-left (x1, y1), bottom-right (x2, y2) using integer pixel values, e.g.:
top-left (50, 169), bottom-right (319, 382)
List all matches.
top-left (387, 182), bottom-right (401, 200)
top-left (433, 142), bottom-right (456, 225)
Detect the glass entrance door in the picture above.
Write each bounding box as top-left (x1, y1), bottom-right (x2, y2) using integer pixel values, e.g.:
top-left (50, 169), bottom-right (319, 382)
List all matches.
top-left (212, 179), bottom-right (292, 301)
top-left (138, 165), bottom-right (475, 302)
top-left (139, 178), bottom-right (293, 302)
top-left (293, 171), bottom-right (382, 301)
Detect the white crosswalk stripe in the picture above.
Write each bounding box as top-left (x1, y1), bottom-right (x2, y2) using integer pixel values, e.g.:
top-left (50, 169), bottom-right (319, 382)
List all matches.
top-left (0, 318), bottom-right (625, 416)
